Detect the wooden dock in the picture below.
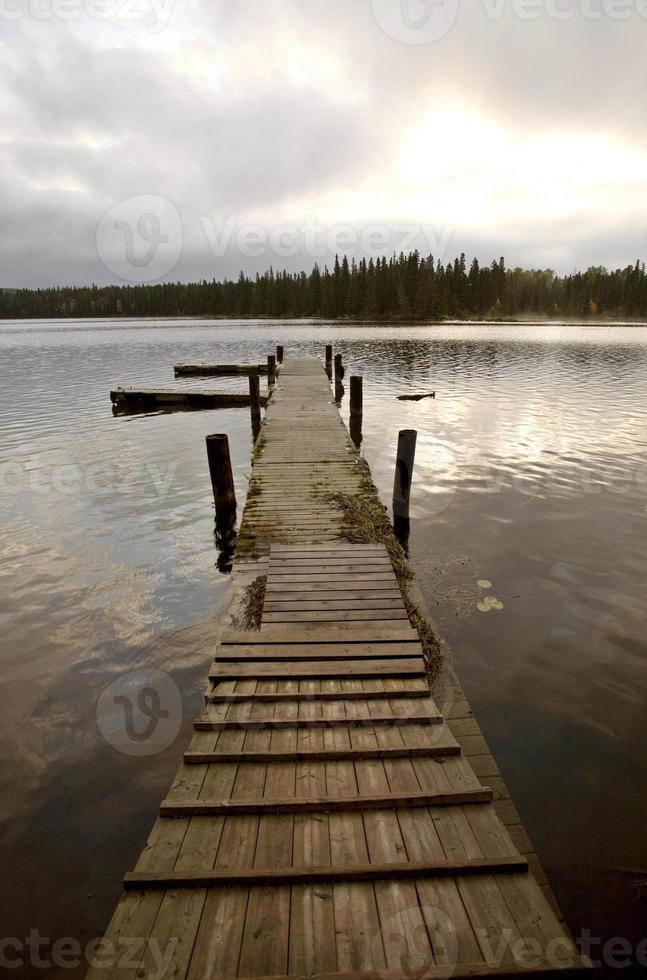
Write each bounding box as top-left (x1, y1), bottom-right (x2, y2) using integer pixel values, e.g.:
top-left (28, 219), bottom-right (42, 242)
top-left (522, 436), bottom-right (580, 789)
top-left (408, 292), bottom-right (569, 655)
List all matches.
top-left (91, 358), bottom-right (588, 979)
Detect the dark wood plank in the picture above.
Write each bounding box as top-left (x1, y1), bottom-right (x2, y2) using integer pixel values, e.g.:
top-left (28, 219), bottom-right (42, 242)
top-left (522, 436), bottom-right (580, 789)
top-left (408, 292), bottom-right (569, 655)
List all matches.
top-left (271, 545), bottom-right (386, 553)
top-left (262, 610), bottom-right (410, 623)
top-left (206, 687), bottom-right (430, 704)
top-left (263, 600), bottom-right (406, 612)
top-left (266, 580), bottom-right (401, 594)
top-left (124, 855), bottom-right (527, 891)
top-left (264, 591), bottom-right (403, 602)
top-left (160, 788), bottom-right (492, 817)
top-left (197, 959), bottom-right (591, 980)
top-left (268, 558), bottom-right (393, 568)
top-left (214, 643), bottom-right (421, 661)
top-left (269, 565), bottom-right (394, 576)
top-left (209, 659), bottom-right (426, 680)
top-left (110, 388), bottom-right (267, 408)
top-left (221, 627), bottom-right (417, 644)
top-left (184, 744), bottom-right (461, 765)
top-left (193, 712), bottom-right (442, 731)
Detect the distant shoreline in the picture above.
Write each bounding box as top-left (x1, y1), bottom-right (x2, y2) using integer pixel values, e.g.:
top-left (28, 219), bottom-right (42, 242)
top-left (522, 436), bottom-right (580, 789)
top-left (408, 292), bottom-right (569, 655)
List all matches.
top-left (2, 314), bottom-right (647, 326)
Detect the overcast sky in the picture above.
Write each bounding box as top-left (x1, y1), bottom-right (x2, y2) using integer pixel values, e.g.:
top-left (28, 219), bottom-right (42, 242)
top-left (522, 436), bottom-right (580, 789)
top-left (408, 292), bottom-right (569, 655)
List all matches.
top-left (1, 0), bottom-right (646, 287)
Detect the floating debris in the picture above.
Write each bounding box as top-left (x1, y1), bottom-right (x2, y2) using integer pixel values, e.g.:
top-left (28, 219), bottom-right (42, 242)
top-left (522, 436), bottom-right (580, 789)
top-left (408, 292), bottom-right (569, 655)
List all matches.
top-left (397, 392), bottom-right (436, 402)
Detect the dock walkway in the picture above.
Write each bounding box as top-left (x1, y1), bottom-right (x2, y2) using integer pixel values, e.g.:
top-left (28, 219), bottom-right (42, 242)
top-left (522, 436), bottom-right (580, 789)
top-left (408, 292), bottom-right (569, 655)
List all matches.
top-left (91, 358), bottom-right (587, 979)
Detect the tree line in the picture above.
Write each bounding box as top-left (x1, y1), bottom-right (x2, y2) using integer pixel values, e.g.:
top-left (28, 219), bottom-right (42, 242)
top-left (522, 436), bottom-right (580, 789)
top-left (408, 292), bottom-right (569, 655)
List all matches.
top-left (2, 253), bottom-right (646, 320)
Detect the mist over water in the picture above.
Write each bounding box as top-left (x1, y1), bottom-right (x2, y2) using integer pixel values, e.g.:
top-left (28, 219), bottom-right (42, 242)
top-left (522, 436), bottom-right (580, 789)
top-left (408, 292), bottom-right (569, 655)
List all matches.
top-left (1, 318), bottom-right (646, 974)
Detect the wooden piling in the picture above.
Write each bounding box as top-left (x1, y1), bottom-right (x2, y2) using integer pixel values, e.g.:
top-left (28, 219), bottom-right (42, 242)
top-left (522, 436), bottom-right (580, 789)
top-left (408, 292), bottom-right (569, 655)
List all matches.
top-left (249, 374), bottom-right (262, 440)
top-left (334, 353), bottom-right (344, 383)
top-left (325, 345), bottom-right (333, 378)
top-left (206, 434), bottom-right (236, 514)
top-left (267, 354), bottom-right (277, 386)
top-left (393, 429), bottom-right (417, 519)
top-left (350, 376), bottom-right (363, 418)
top-left (276, 345), bottom-right (284, 364)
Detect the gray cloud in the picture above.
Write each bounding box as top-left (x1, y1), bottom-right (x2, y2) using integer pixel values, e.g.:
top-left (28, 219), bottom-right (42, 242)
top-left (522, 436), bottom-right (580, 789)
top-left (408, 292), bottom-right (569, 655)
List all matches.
top-left (1, 0), bottom-right (646, 287)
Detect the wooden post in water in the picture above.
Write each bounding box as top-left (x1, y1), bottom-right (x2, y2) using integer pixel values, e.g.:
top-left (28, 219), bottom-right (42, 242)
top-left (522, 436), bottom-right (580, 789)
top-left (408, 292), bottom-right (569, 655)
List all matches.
top-left (350, 377), bottom-right (363, 417)
top-left (349, 376), bottom-right (363, 448)
top-left (206, 434), bottom-right (236, 513)
top-left (249, 374), bottom-right (262, 441)
top-left (393, 430), bottom-right (417, 519)
top-left (276, 345), bottom-right (284, 364)
top-left (334, 354), bottom-right (344, 405)
top-left (325, 345), bottom-right (333, 379)
top-left (267, 354), bottom-right (277, 386)
top-left (206, 434), bottom-right (237, 571)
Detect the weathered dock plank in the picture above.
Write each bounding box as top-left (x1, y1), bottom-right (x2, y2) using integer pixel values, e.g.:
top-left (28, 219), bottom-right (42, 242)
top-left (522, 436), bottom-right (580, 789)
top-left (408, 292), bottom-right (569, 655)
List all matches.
top-left (89, 356), bottom-right (588, 980)
top-left (175, 363), bottom-right (270, 376)
top-left (110, 387), bottom-right (267, 408)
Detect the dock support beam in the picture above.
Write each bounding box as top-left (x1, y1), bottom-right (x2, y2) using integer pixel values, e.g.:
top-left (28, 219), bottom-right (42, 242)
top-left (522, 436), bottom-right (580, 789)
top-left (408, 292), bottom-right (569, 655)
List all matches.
top-left (276, 345), bottom-right (284, 364)
top-left (249, 374), bottom-right (262, 441)
top-left (267, 355), bottom-right (277, 386)
top-left (206, 434), bottom-right (237, 571)
top-left (325, 345), bottom-right (333, 379)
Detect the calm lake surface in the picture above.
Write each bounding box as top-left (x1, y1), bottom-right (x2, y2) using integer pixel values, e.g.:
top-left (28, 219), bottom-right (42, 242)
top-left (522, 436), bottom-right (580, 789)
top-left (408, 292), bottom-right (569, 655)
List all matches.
top-left (1, 319), bottom-right (646, 976)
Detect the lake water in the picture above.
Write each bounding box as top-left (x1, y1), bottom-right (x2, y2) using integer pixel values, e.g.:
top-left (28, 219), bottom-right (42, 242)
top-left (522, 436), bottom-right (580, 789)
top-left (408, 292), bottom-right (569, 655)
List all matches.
top-left (1, 319), bottom-right (646, 977)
